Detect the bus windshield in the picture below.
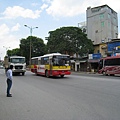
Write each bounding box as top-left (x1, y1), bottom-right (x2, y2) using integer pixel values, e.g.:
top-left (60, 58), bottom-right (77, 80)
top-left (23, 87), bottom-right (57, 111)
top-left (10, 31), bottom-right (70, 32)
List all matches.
top-left (53, 55), bottom-right (70, 66)
top-left (104, 58), bottom-right (120, 66)
top-left (10, 58), bottom-right (25, 63)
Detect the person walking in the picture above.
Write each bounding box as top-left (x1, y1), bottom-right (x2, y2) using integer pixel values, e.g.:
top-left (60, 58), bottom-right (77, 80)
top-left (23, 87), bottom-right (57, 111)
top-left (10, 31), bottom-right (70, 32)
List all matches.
top-left (6, 65), bottom-right (13, 97)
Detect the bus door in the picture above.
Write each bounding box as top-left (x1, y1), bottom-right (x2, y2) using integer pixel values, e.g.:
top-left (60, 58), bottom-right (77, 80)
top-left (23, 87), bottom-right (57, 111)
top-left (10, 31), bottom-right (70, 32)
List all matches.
top-left (49, 57), bottom-right (53, 75)
top-left (98, 59), bottom-right (103, 70)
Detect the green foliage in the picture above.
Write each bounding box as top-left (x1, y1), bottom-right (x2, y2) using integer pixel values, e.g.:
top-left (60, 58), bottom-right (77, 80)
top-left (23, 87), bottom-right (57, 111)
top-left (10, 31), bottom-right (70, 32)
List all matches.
top-left (6, 26), bottom-right (94, 65)
top-left (7, 48), bottom-right (21, 56)
top-left (47, 27), bottom-right (94, 56)
top-left (20, 36), bottom-right (46, 65)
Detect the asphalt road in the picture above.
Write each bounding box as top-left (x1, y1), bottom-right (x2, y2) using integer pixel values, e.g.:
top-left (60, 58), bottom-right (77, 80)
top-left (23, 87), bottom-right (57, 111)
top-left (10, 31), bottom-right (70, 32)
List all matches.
top-left (0, 69), bottom-right (120, 120)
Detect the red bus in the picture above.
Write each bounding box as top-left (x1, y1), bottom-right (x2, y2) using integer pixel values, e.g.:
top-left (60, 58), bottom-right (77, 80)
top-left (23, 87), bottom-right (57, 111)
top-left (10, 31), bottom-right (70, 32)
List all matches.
top-left (98, 55), bottom-right (120, 76)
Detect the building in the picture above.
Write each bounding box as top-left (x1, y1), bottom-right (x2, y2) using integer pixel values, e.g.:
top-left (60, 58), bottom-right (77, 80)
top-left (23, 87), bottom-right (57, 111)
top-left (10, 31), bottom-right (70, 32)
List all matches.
top-left (107, 39), bottom-right (120, 56)
top-left (86, 5), bottom-right (118, 45)
top-left (73, 5), bottom-right (119, 72)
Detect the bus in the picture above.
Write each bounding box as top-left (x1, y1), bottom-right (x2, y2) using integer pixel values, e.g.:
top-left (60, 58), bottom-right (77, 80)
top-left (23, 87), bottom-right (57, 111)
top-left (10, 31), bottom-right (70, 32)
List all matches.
top-left (98, 55), bottom-right (120, 76)
top-left (31, 56), bottom-right (40, 73)
top-left (31, 53), bottom-right (71, 77)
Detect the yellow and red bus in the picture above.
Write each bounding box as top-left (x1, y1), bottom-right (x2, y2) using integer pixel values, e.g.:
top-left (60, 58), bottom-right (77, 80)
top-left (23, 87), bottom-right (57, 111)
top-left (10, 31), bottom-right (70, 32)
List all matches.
top-left (31, 53), bottom-right (71, 77)
top-left (31, 56), bottom-right (40, 73)
top-left (98, 55), bottom-right (120, 76)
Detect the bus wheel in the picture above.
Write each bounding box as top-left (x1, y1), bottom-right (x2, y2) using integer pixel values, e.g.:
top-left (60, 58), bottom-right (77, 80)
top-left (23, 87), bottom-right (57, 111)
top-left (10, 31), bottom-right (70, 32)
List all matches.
top-left (110, 74), bottom-right (114, 76)
top-left (45, 70), bottom-right (49, 78)
top-left (22, 72), bottom-right (25, 76)
top-left (61, 75), bottom-right (64, 78)
top-left (35, 72), bottom-right (38, 76)
top-left (103, 71), bottom-right (108, 76)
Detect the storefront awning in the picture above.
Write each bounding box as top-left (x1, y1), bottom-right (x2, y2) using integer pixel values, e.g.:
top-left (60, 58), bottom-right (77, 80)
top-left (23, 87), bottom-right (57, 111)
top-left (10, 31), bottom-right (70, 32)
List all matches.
top-left (79, 60), bottom-right (87, 63)
top-left (88, 59), bottom-right (99, 63)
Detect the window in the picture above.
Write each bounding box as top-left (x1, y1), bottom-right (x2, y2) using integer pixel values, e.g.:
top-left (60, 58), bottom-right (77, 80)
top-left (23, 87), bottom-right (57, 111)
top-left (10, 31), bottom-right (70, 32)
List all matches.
top-left (100, 14), bottom-right (104, 19)
top-left (92, 7), bottom-right (100, 13)
top-left (104, 58), bottom-right (120, 66)
top-left (108, 14), bottom-right (111, 19)
top-left (38, 60), bottom-right (41, 65)
top-left (101, 21), bottom-right (104, 27)
top-left (41, 57), bottom-right (49, 65)
top-left (53, 55), bottom-right (70, 66)
top-left (31, 58), bottom-right (39, 65)
top-left (108, 21), bottom-right (111, 28)
top-left (10, 58), bottom-right (25, 63)
top-left (113, 17), bottom-right (117, 24)
top-left (114, 26), bottom-right (117, 30)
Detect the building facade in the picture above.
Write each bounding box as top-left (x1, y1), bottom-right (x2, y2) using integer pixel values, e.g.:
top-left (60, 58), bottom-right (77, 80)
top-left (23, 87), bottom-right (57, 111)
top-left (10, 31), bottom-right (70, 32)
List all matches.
top-left (72, 5), bottom-right (119, 72)
top-left (86, 5), bottom-right (118, 45)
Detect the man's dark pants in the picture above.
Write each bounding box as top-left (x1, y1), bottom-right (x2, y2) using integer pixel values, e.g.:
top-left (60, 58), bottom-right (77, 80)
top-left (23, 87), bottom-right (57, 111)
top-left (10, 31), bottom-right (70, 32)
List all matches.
top-left (7, 79), bottom-right (12, 95)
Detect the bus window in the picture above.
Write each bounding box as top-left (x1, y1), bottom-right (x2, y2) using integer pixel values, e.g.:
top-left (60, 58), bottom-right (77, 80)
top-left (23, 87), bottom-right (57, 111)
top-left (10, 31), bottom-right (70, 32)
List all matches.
top-left (41, 57), bottom-right (49, 65)
top-left (105, 58), bottom-right (120, 66)
top-left (38, 60), bottom-right (41, 65)
top-left (53, 58), bottom-right (59, 66)
top-left (59, 59), bottom-right (65, 66)
top-left (53, 56), bottom-right (70, 66)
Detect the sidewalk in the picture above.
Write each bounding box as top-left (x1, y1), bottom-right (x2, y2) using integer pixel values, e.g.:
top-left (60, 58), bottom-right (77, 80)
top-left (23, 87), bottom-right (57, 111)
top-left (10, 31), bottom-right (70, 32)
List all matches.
top-left (71, 71), bottom-right (98, 75)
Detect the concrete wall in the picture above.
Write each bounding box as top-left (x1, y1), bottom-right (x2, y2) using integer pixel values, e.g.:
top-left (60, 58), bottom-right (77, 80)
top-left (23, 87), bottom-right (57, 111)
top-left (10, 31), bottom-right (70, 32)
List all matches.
top-left (87, 5), bottom-right (118, 45)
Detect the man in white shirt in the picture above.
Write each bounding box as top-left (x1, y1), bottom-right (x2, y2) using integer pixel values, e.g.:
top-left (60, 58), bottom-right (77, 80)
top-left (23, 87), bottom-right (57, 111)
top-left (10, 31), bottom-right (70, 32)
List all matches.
top-left (6, 65), bottom-right (13, 97)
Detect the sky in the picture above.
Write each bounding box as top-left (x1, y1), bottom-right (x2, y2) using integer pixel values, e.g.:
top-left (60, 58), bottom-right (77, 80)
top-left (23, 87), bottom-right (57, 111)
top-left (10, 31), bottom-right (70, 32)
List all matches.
top-left (0, 0), bottom-right (120, 60)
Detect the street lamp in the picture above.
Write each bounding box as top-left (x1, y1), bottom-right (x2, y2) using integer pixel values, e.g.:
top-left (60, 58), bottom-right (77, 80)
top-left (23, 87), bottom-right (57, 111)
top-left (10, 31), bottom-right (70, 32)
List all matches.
top-left (3, 46), bottom-right (10, 56)
top-left (24, 25), bottom-right (38, 65)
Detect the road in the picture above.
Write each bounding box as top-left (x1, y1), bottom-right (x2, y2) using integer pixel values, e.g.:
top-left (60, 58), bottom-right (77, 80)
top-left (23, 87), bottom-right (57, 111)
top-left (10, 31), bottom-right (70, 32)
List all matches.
top-left (0, 69), bottom-right (120, 120)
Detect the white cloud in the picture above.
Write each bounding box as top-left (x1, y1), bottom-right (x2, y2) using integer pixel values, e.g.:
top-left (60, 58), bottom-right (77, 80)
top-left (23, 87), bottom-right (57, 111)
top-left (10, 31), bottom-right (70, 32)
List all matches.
top-left (41, 4), bottom-right (48, 10)
top-left (31, 3), bottom-right (39, 6)
top-left (0, 24), bottom-right (20, 59)
top-left (42, 0), bottom-right (51, 3)
top-left (46, 0), bottom-right (101, 17)
top-left (101, 0), bottom-right (120, 12)
top-left (0, 24), bottom-right (9, 37)
top-left (2, 6), bottom-right (42, 19)
top-left (11, 23), bottom-right (20, 31)
top-left (46, 0), bottom-right (120, 17)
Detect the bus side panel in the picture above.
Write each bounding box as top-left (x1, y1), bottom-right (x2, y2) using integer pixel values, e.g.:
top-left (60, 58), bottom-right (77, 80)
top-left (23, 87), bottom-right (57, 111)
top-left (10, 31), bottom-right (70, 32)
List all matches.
top-left (51, 70), bottom-right (71, 76)
top-left (31, 65), bottom-right (38, 73)
top-left (36, 65), bottom-right (71, 76)
top-left (98, 68), bottom-right (104, 74)
top-left (105, 66), bottom-right (120, 74)
top-left (50, 66), bottom-right (71, 76)
top-left (98, 66), bottom-right (120, 75)
top-left (98, 56), bottom-right (120, 75)
top-left (36, 65), bottom-right (46, 75)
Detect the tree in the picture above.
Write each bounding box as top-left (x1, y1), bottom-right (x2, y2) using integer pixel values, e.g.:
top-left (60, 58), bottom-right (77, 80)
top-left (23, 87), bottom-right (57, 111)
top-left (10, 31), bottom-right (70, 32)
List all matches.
top-left (47, 27), bottom-right (94, 56)
top-left (7, 48), bottom-right (21, 56)
top-left (20, 36), bottom-right (46, 65)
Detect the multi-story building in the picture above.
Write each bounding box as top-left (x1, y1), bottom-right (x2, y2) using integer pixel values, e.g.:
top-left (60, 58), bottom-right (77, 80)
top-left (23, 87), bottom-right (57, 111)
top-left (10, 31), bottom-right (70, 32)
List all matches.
top-left (74, 5), bottom-right (119, 72)
top-left (86, 5), bottom-right (118, 45)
